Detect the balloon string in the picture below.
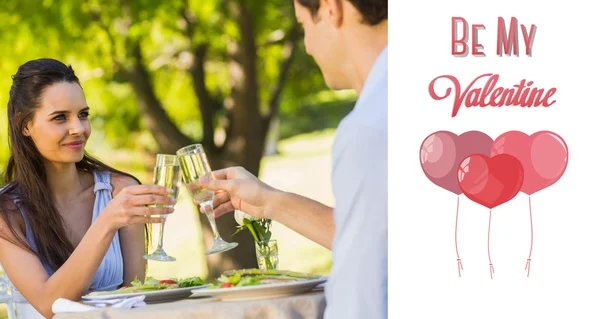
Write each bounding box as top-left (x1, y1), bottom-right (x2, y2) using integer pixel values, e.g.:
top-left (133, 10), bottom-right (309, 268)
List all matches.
top-left (488, 209), bottom-right (495, 279)
top-left (455, 196), bottom-right (463, 277)
top-left (525, 196), bottom-right (533, 277)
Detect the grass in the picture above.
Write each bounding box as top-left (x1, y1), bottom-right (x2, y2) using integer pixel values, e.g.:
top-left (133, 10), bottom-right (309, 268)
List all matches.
top-left (0, 128), bottom-right (336, 319)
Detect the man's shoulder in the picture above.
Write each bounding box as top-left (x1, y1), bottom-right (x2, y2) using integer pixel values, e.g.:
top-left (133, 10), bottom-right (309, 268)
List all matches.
top-left (332, 62), bottom-right (388, 156)
top-left (335, 102), bottom-right (387, 146)
top-left (332, 115), bottom-right (387, 174)
top-left (341, 77), bottom-right (387, 135)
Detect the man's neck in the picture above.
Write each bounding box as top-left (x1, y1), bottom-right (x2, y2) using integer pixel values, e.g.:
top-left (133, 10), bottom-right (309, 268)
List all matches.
top-left (345, 21), bottom-right (388, 94)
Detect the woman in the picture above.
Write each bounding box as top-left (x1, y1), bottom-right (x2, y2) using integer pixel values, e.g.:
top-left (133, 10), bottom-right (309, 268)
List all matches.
top-left (0, 58), bottom-right (175, 319)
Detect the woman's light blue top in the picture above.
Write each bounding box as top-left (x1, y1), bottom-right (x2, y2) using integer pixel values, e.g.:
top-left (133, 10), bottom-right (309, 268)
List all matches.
top-left (8, 170), bottom-right (123, 305)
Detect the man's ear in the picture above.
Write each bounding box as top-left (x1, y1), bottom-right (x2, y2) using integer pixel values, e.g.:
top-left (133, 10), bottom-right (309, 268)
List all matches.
top-left (323, 0), bottom-right (344, 28)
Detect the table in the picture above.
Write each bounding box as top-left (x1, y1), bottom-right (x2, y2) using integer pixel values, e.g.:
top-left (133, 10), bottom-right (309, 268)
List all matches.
top-left (53, 291), bottom-right (326, 319)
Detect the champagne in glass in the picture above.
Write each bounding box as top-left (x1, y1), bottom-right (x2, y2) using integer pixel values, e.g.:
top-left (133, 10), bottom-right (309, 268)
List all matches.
top-left (176, 144), bottom-right (238, 255)
top-left (143, 154), bottom-right (179, 262)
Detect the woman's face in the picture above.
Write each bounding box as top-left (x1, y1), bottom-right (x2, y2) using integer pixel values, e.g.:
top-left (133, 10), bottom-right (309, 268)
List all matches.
top-left (24, 82), bottom-right (91, 165)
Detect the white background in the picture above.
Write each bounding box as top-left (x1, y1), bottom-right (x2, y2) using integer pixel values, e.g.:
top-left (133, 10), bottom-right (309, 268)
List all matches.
top-left (390, 1), bottom-right (600, 318)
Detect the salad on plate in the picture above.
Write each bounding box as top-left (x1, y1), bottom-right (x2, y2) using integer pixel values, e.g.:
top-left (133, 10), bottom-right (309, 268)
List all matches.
top-left (209, 269), bottom-right (322, 289)
top-left (86, 276), bottom-right (204, 296)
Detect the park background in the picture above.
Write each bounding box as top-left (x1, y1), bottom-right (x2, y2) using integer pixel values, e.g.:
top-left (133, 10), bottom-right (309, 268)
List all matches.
top-left (0, 1), bottom-right (356, 316)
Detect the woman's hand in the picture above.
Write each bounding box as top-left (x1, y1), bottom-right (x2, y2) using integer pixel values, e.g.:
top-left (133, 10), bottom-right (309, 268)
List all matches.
top-left (101, 184), bottom-right (176, 230)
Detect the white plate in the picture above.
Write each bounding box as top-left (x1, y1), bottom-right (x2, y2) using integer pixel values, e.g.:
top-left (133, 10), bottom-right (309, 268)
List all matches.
top-left (81, 285), bottom-right (208, 303)
top-left (190, 278), bottom-right (327, 301)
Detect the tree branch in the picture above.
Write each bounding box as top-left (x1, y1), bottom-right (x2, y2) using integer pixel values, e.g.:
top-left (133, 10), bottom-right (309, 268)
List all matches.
top-left (188, 43), bottom-right (218, 149)
top-left (177, 0), bottom-right (219, 150)
top-left (179, 0), bottom-right (197, 40)
top-left (266, 24), bottom-right (301, 122)
top-left (124, 39), bottom-right (193, 153)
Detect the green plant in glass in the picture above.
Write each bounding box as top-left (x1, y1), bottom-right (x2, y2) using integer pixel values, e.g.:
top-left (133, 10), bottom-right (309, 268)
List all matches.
top-left (233, 210), bottom-right (278, 270)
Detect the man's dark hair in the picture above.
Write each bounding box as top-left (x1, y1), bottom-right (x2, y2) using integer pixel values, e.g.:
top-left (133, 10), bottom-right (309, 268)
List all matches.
top-left (296, 0), bottom-right (387, 26)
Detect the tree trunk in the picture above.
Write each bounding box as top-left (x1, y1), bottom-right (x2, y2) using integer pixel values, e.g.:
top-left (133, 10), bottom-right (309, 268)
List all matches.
top-left (226, 1), bottom-right (267, 177)
top-left (264, 117), bottom-right (280, 156)
top-left (198, 2), bottom-right (300, 278)
top-left (122, 2), bottom-right (299, 279)
top-left (190, 1), bottom-right (267, 279)
top-left (123, 40), bottom-right (256, 278)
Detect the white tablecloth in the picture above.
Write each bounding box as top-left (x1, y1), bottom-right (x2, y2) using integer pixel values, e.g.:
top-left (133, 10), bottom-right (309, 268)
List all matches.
top-left (53, 291), bottom-right (326, 319)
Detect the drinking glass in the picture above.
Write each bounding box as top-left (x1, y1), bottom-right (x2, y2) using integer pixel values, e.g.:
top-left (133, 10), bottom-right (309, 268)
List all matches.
top-left (143, 154), bottom-right (180, 262)
top-left (255, 240), bottom-right (279, 270)
top-left (176, 144), bottom-right (238, 255)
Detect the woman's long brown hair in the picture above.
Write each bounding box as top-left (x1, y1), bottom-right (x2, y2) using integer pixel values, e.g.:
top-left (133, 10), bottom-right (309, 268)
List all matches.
top-left (0, 58), bottom-right (149, 272)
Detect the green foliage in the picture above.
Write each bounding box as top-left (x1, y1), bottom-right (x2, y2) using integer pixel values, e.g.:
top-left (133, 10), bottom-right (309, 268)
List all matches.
top-left (279, 90), bottom-right (357, 139)
top-left (0, 0), bottom-right (347, 174)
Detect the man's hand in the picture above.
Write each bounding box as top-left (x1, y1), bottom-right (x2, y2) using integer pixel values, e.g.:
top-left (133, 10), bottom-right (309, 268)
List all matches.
top-left (197, 166), bottom-right (278, 219)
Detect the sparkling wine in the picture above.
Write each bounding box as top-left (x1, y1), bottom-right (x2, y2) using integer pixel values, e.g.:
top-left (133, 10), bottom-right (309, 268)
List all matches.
top-left (150, 165), bottom-right (180, 217)
top-left (176, 143), bottom-right (239, 255)
top-left (178, 148), bottom-right (212, 182)
top-left (178, 147), bottom-right (214, 209)
top-left (144, 154), bottom-right (179, 262)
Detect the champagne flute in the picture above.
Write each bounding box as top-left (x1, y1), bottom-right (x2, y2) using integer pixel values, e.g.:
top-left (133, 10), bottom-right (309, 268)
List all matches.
top-left (143, 154), bottom-right (180, 262)
top-left (176, 144), bottom-right (238, 255)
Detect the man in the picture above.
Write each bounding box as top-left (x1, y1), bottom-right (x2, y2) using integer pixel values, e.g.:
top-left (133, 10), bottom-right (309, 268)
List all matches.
top-left (200, 0), bottom-right (387, 317)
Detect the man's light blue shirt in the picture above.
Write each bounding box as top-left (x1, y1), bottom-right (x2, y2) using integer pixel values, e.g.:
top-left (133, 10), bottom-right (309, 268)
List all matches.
top-left (325, 46), bottom-right (388, 319)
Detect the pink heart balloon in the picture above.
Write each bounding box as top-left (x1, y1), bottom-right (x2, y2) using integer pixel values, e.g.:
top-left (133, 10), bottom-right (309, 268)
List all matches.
top-left (420, 130), bottom-right (493, 195)
top-left (491, 131), bottom-right (568, 195)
